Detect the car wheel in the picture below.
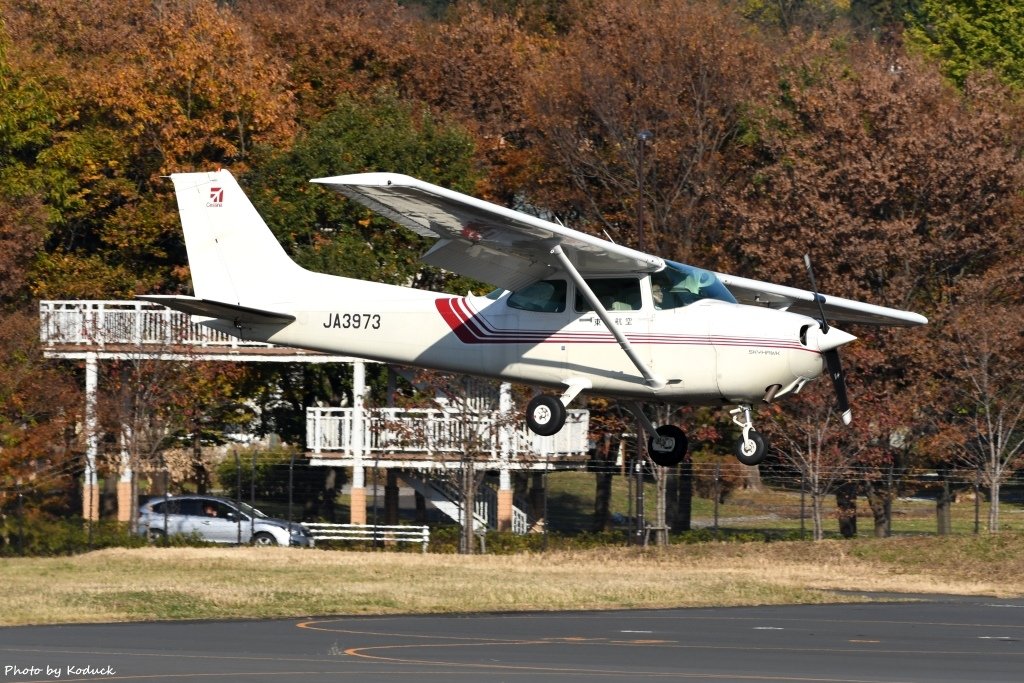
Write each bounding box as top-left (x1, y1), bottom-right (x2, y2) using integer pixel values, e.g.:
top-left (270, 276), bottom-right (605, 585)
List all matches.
top-left (251, 531), bottom-right (278, 547)
top-left (147, 528), bottom-right (166, 543)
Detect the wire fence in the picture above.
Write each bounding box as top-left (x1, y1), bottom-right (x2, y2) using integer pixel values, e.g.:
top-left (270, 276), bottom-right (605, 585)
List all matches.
top-left (3, 453), bottom-right (1023, 556)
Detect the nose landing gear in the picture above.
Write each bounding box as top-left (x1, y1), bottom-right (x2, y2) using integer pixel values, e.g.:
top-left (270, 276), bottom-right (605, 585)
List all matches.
top-left (730, 405), bottom-right (767, 466)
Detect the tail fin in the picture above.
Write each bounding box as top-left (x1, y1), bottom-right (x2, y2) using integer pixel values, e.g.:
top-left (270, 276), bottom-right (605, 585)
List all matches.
top-left (170, 170), bottom-right (304, 306)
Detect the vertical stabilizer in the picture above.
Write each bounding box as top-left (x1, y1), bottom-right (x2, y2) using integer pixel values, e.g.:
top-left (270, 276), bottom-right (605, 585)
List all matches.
top-left (170, 170), bottom-right (303, 306)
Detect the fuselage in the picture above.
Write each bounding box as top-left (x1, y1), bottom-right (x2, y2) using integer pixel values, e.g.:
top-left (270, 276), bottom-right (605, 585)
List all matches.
top-left (205, 268), bottom-right (827, 406)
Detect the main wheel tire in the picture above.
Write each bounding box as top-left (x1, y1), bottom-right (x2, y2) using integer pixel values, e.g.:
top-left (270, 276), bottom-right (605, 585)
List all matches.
top-left (734, 430), bottom-right (767, 466)
top-left (251, 531), bottom-right (278, 547)
top-left (147, 528), bottom-right (166, 543)
top-left (526, 395), bottom-right (567, 436)
top-left (648, 424), bottom-right (688, 467)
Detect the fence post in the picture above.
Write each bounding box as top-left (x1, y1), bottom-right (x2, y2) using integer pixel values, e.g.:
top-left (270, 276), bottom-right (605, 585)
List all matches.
top-left (800, 472), bottom-right (806, 540)
top-left (250, 450), bottom-right (257, 540)
top-left (713, 460), bottom-right (721, 535)
top-left (312, 408), bottom-right (322, 455)
top-left (288, 451), bottom-right (296, 528)
top-left (16, 489), bottom-right (23, 557)
top-left (235, 450), bottom-right (242, 545)
top-left (974, 467), bottom-right (981, 535)
top-left (162, 468), bottom-right (169, 547)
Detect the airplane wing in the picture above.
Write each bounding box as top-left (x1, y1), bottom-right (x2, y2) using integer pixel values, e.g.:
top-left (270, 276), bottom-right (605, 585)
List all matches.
top-left (311, 173), bottom-right (926, 327)
top-left (715, 273), bottom-right (927, 327)
top-left (311, 173), bottom-right (663, 291)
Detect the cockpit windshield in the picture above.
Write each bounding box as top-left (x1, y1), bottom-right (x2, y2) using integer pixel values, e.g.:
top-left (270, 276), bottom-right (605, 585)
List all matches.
top-left (651, 261), bottom-right (737, 310)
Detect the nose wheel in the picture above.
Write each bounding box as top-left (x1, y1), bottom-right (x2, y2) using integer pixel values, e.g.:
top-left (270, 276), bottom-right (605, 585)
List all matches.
top-left (735, 430), bottom-right (766, 466)
top-left (731, 405), bottom-right (767, 466)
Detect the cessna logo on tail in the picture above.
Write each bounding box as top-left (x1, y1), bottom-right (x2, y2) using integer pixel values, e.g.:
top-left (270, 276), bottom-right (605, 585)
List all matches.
top-left (207, 187), bottom-right (224, 207)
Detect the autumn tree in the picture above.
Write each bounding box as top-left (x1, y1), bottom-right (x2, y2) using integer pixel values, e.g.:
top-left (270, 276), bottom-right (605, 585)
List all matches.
top-left (0, 312), bottom-right (78, 521)
top-left (727, 39), bottom-right (1021, 299)
top-left (4, 0), bottom-right (297, 299)
top-left (0, 16), bottom-right (62, 304)
top-left (726, 38), bottom-right (1024, 498)
top-left (0, 19), bottom-right (82, 524)
top-left (244, 91), bottom-right (477, 289)
top-left (0, 185), bottom-right (48, 309)
top-left (851, 390), bottom-right (920, 537)
top-left (101, 356), bottom-right (254, 505)
top-left (236, 0), bottom-right (417, 122)
top-left (739, 0), bottom-right (847, 33)
top-left (523, 0), bottom-right (772, 264)
top-left (401, 3), bottom-right (543, 188)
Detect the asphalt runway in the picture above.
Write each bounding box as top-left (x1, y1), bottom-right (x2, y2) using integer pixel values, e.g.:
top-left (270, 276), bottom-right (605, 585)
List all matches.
top-left (3, 596), bottom-right (1024, 682)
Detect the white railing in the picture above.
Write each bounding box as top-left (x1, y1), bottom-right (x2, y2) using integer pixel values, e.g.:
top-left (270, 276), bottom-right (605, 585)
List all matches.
top-left (307, 406), bottom-right (589, 458)
top-left (512, 505), bottom-right (529, 534)
top-left (433, 476), bottom-right (494, 528)
top-left (303, 523), bottom-right (430, 552)
top-left (39, 300), bottom-right (274, 349)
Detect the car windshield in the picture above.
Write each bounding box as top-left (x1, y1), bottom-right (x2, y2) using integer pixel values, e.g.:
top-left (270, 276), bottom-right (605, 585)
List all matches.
top-left (651, 261), bottom-right (737, 310)
top-left (235, 501), bottom-right (268, 519)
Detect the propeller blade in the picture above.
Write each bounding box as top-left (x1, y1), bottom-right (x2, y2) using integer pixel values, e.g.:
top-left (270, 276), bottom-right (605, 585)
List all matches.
top-left (803, 253), bottom-right (830, 333)
top-left (803, 255), bottom-right (852, 425)
top-left (823, 349), bottom-right (852, 425)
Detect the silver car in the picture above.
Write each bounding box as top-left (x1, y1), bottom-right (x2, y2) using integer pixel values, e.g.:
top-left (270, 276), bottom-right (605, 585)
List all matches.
top-left (137, 495), bottom-right (314, 547)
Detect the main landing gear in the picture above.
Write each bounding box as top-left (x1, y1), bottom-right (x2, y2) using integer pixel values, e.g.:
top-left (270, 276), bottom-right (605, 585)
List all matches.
top-left (647, 424), bottom-right (688, 467)
top-left (526, 394), bottom-right (567, 437)
top-left (525, 379), bottom-right (590, 438)
top-left (526, 387), bottom-right (690, 467)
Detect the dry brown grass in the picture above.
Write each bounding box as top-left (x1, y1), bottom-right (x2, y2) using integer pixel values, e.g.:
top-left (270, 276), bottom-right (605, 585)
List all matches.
top-left (4, 535), bottom-right (1023, 626)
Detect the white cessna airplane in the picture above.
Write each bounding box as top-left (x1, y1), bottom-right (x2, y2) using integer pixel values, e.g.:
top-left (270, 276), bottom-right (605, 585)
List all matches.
top-left (142, 170), bottom-right (926, 466)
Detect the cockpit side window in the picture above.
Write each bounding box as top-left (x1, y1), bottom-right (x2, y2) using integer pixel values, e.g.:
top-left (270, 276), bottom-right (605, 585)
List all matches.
top-left (507, 280), bottom-right (567, 313)
top-left (652, 262), bottom-right (737, 309)
top-left (575, 278), bottom-right (642, 312)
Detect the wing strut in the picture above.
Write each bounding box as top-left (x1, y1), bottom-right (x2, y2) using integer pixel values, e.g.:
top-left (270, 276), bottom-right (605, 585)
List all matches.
top-left (550, 245), bottom-right (665, 389)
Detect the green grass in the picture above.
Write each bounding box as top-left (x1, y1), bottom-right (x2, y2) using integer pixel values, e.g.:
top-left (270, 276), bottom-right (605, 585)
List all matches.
top-left (542, 471), bottom-right (1024, 537)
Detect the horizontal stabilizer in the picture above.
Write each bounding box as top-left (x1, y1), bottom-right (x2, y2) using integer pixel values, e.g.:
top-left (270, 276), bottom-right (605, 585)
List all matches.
top-left (137, 295), bottom-right (295, 324)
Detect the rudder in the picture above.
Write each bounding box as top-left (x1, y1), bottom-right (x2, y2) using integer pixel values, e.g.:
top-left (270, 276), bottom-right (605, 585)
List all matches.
top-left (171, 170), bottom-right (303, 307)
